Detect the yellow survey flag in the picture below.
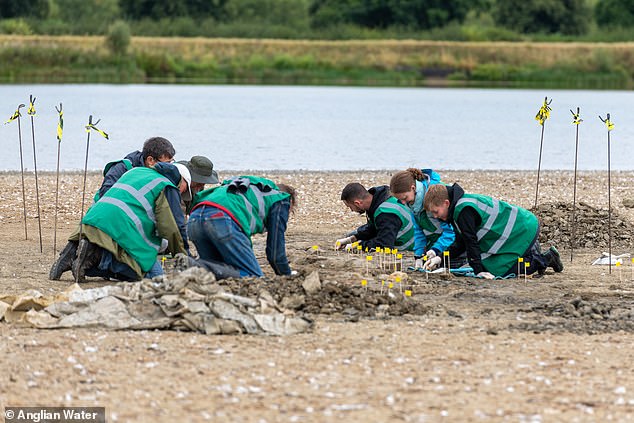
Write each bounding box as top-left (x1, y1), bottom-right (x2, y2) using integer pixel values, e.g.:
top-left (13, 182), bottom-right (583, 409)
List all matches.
top-left (4, 108), bottom-right (21, 125)
top-left (85, 123), bottom-right (109, 140)
top-left (570, 109), bottom-right (582, 125)
top-left (27, 96), bottom-right (36, 116)
top-left (605, 118), bottom-right (615, 132)
top-left (535, 98), bottom-right (552, 126)
top-left (56, 110), bottom-right (64, 142)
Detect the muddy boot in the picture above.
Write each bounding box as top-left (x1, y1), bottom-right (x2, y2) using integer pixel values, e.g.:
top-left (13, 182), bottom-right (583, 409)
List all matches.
top-left (49, 241), bottom-right (78, 280)
top-left (544, 246), bottom-right (564, 273)
top-left (174, 253), bottom-right (197, 272)
top-left (71, 239), bottom-right (103, 283)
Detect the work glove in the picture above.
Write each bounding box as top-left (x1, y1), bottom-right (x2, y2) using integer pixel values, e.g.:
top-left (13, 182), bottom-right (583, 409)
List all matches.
top-left (335, 236), bottom-right (355, 250)
top-left (425, 250), bottom-right (437, 260)
top-left (423, 256), bottom-right (442, 271)
top-left (477, 271), bottom-right (495, 279)
top-left (344, 243), bottom-right (357, 252)
top-left (414, 257), bottom-right (424, 269)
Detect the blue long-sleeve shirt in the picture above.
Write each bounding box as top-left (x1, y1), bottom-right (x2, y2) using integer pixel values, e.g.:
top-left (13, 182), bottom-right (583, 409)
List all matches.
top-left (265, 199), bottom-right (292, 275)
top-left (412, 215), bottom-right (455, 257)
top-left (408, 169), bottom-right (454, 256)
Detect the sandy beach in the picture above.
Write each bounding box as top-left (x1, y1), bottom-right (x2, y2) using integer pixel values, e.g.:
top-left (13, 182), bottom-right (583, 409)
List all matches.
top-left (1, 169), bottom-right (634, 422)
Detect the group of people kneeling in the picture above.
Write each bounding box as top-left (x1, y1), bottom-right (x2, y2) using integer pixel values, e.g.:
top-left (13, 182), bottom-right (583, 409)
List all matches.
top-left (50, 136), bottom-right (296, 283)
top-left (49, 140), bottom-right (563, 283)
top-left (336, 169), bottom-right (564, 279)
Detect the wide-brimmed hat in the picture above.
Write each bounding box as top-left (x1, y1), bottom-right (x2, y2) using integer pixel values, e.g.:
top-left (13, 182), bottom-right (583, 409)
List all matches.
top-left (179, 156), bottom-right (219, 184)
top-left (173, 162), bottom-right (192, 201)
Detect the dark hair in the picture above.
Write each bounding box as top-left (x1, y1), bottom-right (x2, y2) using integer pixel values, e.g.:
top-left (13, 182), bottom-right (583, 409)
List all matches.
top-left (278, 183), bottom-right (297, 212)
top-left (390, 168), bottom-right (424, 194)
top-left (340, 182), bottom-right (369, 202)
top-left (142, 137), bottom-right (175, 161)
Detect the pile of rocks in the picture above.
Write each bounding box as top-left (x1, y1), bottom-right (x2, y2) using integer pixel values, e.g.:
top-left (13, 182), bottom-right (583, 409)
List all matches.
top-left (534, 201), bottom-right (633, 249)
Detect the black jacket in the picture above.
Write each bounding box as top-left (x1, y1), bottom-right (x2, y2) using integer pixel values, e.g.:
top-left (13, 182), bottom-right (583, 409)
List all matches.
top-left (98, 150), bottom-right (144, 199)
top-left (355, 185), bottom-right (403, 251)
top-left (445, 183), bottom-right (485, 274)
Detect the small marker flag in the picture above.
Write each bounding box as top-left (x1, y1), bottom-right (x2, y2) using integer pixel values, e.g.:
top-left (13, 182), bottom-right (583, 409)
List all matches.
top-left (56, 108), bottom-right (63, 142)
top-left (85, 122), bottom-right (109, 140)
top-left (27, 96), bottom-right (36, 116)
top-left (4, 108), bottom-right (21, 125)
top-left (570, 109), bottom-right (583, 125)
top-left (535, 97), bottom-right (552, 126)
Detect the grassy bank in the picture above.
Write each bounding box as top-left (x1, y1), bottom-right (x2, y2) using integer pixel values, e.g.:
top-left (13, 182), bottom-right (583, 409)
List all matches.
top-left (1, 35), bottom-right (633, 88)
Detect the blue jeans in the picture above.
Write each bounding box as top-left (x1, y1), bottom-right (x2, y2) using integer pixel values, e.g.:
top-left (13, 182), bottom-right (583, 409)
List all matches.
top-left (188, 206), bottom-right (263, 277)
top-left (86, 250), bottom-right (162, 281)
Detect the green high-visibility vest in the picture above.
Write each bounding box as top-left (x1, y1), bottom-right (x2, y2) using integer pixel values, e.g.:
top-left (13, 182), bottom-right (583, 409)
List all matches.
top-left (93, 159), bottom-right (133, 202)
top-left (416, 212), bottom-right (444, 250)
top-left (193, 175), bottom-right (290, 239)
top-left (82, 166), bottom-right (175, 272)
top-left (373, 197), bottom-right (415, 251)
top-left (453, 193), bottom-right (538, 276)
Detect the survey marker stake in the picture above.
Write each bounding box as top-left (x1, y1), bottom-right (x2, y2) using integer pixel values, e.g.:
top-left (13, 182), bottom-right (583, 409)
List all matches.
top-left (5, 104), bottom-right (28, 239)
top-left (534, 96), bottom-right (552, 209)
top-left (599, 113), bottom-right (615, 274)
top-left (570, 107), bottom-right (583, 262)
top-left (53, 103), bottom-right (64, 255)
top-left (27, 95), bottom-right (43, 253)
top-left (79, 116), bottom-right (109, 242)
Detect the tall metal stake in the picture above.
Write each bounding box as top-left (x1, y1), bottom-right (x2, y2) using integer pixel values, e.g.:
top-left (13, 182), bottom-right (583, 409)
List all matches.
top-left (27, 95), bottom-right (43, 253)
top-left (5, 104), bottom-right (28, 239)
top-left (53, 103), bottom-right (64, 255)
top-left (78, 116), bottom-right (94, 242)
top-left (570, 108), bottom-right (582, 262)
top-left (534, 97), bottom-right (552, 209)
top-left (599, 113), bottom-right (615, 274)
top-left (16, 105), bottom-right (28, 239)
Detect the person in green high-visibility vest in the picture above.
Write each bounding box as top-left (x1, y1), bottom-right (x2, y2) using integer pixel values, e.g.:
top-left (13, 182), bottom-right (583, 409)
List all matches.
top-left (335, 183), bottom-right (414, 252)
top-left (390, 168), bottom-right (466, 269)
top-left (185, 176), bottom-right (297, 278)
top-left (71, 162), bottom-right (191, 283)
top-left (423, 183), bottom-right (564, 279)
top-left (49, 136), bottom-right (177, 281)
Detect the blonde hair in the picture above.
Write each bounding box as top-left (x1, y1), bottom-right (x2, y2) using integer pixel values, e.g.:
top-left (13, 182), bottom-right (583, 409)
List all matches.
top-left (423, 184), bottom-right (449, 210)
top-left (390, 168), bottom-right (424, 194)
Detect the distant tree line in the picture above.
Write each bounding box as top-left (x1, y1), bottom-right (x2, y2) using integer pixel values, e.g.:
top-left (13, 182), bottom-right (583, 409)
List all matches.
top-left (1, 0), bottom-right (633, 39)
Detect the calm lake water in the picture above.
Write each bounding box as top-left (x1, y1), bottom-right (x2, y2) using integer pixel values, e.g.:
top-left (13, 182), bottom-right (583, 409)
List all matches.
top-left (1, 84), bottom-right (633, 172)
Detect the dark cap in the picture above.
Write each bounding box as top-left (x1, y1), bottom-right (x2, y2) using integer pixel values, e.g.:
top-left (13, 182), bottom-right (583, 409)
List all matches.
top-left (178, 155), bottom-right (219, 184)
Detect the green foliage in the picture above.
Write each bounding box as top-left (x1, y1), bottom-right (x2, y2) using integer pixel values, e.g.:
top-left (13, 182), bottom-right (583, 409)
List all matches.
top-left (225, 0), bottom-right (310, 28)
top-left (106, 20), bottom-right (131, 56)
top-left (0, 19), bottom-right (34, 35)
top-left (309, 0), bottom-right (476, 30)
top-left (121, 0), bottom-right (229, 20)
top-left (493, 0), bottom-right (591, 35)
top-left (0, 0), bottom-right (50, 19)
top-left (595, 0), bottom-right (634, 28)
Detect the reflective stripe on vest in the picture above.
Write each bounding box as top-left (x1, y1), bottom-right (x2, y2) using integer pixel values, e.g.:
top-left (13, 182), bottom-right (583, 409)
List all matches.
top-left (375, 200), bottom-right (415, 250)
top-left (379, 201), bottom-right (414, 239)
top-left (455, 197), bottom-right (521, 260)
top-left (237, 186), bottom-right (283, 234)
top-left (422, 215), bottom-right (443, 237)
top-left (110, 177), bottom-right (169, 224)
top-left (99, 197), bottom-right (159, 252)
